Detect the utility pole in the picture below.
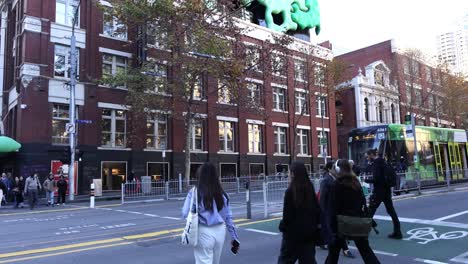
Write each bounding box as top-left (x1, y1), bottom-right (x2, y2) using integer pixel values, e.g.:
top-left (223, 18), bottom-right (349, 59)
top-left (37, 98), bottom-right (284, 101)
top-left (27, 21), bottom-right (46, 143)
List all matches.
top-left (68, 1), bottom-right (81, 201)
top-left (406, 113), bottom-right (421, 194)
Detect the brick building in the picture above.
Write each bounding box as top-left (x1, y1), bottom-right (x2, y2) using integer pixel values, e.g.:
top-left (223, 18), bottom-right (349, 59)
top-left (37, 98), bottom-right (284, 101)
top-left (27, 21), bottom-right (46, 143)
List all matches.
top-left (335, 39), bottom-right (456, 158)
top-left (0, 0), bottom-right (337, 194)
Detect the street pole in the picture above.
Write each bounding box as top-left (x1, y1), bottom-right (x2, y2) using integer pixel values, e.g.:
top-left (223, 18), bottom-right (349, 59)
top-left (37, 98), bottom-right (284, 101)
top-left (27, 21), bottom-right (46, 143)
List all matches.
top-left (68, 1), bottom-right (80, 201)
top-left (411, 113), bottom-right (421, 195)
top-left (320, 85), bottom-right (327, 165)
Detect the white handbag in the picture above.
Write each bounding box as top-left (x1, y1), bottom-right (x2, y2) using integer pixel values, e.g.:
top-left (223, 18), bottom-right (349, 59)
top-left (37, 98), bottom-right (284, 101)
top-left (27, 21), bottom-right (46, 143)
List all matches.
top-left (181, 187), bottom-right (198, 246)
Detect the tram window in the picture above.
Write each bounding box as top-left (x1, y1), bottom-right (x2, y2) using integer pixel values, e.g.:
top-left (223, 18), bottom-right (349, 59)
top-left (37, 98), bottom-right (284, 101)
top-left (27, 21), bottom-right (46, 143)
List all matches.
top-left (421, 142), bottom-right (434, 165)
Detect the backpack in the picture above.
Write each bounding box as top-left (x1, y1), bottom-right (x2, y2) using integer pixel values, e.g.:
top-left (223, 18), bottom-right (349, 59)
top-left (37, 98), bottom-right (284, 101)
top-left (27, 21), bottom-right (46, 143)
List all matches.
top-left (384, 162), bottom-right (397, 187)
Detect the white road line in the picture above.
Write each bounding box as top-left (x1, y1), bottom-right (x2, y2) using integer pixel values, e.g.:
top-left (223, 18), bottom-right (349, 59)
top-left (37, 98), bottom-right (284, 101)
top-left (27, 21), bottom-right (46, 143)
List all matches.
top-left (144, 214), bottom-right (160, 217)
top-left (433, 210), bottom-right (468, 222)
top-left (115, 210), bottom-right (127, 213)
top-left (162, 216), bottom-right (182, 220)
top-left (374, 215), bottom-right (468, 229)
top-left (270, 212), bottom-right (283, 217)
top-left (348, 246), bottom-right (397, 257)
top-left (414, 258), bottom-right (448, 264)
top-left (128, 211), bottom-right (143, 215)
top-left (451, 251), bottom-right (468, 264)
top-left (245, 228), bottom-right (279, 236)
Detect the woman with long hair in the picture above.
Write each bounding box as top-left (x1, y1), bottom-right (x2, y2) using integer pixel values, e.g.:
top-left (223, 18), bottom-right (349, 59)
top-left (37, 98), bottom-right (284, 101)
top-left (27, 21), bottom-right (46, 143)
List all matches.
top-left (325, 159), bottom-right (380, 264)
top-left (182, 163), bottom-right (239, 264)
top-left (278, 161), bottom-right (321, 264)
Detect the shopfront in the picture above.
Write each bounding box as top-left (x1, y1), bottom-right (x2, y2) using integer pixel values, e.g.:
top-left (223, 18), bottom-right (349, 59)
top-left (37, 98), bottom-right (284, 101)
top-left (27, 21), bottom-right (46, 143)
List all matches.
top-left (101, 161), bottom-right (127, 191)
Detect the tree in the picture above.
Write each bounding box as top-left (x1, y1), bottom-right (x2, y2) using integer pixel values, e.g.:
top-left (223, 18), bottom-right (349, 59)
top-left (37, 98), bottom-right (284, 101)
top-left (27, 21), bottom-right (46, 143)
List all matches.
top-left (437, 65), bottom-right (468, 128)
top-left (103, 0), bottom-right (252, 182)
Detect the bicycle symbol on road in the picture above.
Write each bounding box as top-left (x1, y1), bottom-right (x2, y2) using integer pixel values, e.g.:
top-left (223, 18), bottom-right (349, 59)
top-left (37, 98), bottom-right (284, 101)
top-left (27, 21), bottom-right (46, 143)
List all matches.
top-left (404, 227), bottom-right (468, 245)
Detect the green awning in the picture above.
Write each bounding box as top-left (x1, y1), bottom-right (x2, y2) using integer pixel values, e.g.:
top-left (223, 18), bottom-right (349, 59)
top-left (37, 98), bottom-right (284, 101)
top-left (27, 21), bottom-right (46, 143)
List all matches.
top-left (0, 136), bottom-right (21, 152)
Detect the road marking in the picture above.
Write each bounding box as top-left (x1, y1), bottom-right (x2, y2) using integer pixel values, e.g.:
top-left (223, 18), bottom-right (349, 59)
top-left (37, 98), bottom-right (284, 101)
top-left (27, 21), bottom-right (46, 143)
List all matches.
top-left (237, 217), bottom-right (281, 227)
top-left (433, 210), bottom-right (468, 222)
top-left (451, 251), bottom-right (468, 264)
top-left (0, 238), bottom-right (123, 258)
top-left (374, 215), bottom-right (468, 229)
top-left (128, 211), bottom-right (143, 215)
top-left (0, 242), bottom-right (133, 264)
top-left (404, 227), bottom-right (468, 244)
top-left (348, 246), bottom-right (397, 257)
top-left (0, 207), bottom-right (85, 216)
top-left (414, 258), bottom-right (448, 264)
top-left (162, 216), bottom-right (182, 220)
top-left (245, 228), bottom-right (279, 236)
top-left (114, 210), bottom-right (127, 213)
top-left (144, 213), bottom-right (159, 217)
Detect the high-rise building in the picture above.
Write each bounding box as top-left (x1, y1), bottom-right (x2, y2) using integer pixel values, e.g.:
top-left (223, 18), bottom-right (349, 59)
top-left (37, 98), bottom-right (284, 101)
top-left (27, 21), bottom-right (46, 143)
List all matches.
top-left (436, 14), bottom-right (468, 75)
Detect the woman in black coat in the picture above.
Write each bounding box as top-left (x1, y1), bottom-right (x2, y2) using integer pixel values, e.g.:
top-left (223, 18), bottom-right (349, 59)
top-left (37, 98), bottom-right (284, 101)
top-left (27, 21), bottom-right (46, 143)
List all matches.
top-left (325, 159), bottom-right (380, 264)
top-left (277, 161), bottom-right (321, 264)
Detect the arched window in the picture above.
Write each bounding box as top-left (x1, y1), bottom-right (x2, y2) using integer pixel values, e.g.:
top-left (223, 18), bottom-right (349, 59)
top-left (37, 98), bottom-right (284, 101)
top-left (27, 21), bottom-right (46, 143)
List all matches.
top-left (364, 98), bottom-right (369, 121)
top-left (378, 101), bottom-right (383, 123)
top-left (391, 104), bottom-right (395, 123)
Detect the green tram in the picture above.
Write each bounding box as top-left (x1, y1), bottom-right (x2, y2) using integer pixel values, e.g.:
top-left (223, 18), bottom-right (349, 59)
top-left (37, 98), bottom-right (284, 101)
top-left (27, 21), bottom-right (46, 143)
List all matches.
top-left (348, 124), bottom-right (468, 183)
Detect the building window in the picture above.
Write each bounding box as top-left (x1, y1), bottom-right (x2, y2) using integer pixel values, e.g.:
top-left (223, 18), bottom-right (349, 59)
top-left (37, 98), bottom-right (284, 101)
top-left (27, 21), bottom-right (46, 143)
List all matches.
top-left (336, 112), bottom-right (344, 126)
top-left (391, 104), bottom-right (396, 123)
top-left (218, 80), bottom-right (233, 104)
top-left (318, 130), bottom-right (329, 157)
top-left (245, 46), bottom-right (261, 72)
top-left (146, 113), bottom-right (167, 150)
top-left (220, 164), bottom-right (237, 178)
top-left (274, 126), bottom-right (288, 154)
top-left (249, 163), bottom-right (265, 176)
top-left (186, 73), bottom-right (204, 100)
top-left (52, 104), bottom-right (70, 145)
top-left (248, 124), bottom-right (263, 153)
top-left (316, 96), bottom-right (327, 117)
top-left (147, 21), bottom-right (168, 49)
top-left (314, 64), bottom-right (325, 86)
top-left (56, 0), bottom-right (79, 26)
top-left (101, 109), bottom-right (126, 148)
top-left (378, 101), bottom-right (384, 123)
top-left (271, 54), bottom-right (286, 77)
top-left (103, 9), bottom-right (127, 40)
top-left (415, 89), bottom-right (422, 106)
top-left (147, 162), bottom-right (170, 181)
top-left (295, 92), bottom-right (308, 115)
top-left (403, 58), bottom-right (410, 74)
top-left (406, 88), bottom-right (412, 103)
top-left (364, 98), bottom-right (369, 121)
top-left (102, 54), bottom-right (127, 84)
top-left (374, 71), bottom-right (384, 86)
top-left (273, 87), bottom-right (286, 111)
top-left (294, 60), bottom-right (306, 81)
top-left (247, 82), bottom-right (262, 107)
top-left (54, 45), bottom-right (79, 79)
top-left (190, 120), bottom-right (203, 151)
top-left (412, 61), bottom-right (420, 77)
top-left (425, 66), bottom-right (432, 82)
top-left (151, 63), bottom-right (168, 94)
top-left (218, 121), bottom-right (235, 152)
top-left (296, 129), bottom-right (309, 155)
top-left (276, 164), bottom-right (289, 176)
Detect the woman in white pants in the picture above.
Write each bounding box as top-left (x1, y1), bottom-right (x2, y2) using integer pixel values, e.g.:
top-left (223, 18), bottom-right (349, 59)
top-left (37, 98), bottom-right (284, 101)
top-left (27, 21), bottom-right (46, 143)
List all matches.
top-left (182, 163), bottom-right (240, 264)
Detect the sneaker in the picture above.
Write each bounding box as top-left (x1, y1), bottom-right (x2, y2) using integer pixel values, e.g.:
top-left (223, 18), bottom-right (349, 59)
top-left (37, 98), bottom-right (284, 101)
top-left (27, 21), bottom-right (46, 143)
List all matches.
top-left (343, 250), bottom-right (355, 258)
top-left (388, 232), bottom-right (403, 239)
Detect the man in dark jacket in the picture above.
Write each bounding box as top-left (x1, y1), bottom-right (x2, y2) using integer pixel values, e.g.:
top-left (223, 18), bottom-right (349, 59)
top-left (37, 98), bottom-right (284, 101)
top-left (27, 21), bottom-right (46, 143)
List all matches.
top-left (57, 176), bottom-right (68, 205)
top-left (365, 149), bottom-right (402, 239)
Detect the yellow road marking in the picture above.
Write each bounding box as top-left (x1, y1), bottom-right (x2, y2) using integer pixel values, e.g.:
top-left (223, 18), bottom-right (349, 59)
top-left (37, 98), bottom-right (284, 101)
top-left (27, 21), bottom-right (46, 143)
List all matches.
top-left (0, 242), bottom-right (133, 264)
top-left (0, 238), bottom-right (123, 258)
top-left (0, 207), bottom-right (86, 216)
top-left (237, 217), bottom-right (281, 227)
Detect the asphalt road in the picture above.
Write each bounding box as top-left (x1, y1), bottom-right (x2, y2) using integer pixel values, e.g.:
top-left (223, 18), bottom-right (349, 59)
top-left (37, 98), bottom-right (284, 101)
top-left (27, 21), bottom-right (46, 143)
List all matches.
top-left (0, 188), bottom-right (467, 264)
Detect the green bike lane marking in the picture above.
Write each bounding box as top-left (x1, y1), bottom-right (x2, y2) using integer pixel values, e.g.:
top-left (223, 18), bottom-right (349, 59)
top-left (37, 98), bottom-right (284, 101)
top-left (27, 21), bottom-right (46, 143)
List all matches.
top-left (240, 218), bottom-right (468, 263)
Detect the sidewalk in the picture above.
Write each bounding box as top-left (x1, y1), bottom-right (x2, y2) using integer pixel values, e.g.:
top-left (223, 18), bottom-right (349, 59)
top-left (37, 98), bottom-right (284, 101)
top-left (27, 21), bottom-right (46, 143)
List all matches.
top-left (392, 181), bottom-right (468, 201)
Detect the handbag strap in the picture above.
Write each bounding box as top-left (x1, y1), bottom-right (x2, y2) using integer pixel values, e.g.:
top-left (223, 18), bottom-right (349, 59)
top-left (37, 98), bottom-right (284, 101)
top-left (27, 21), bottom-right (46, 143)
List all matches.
top-left (191, 187), bottom-right (198, 214)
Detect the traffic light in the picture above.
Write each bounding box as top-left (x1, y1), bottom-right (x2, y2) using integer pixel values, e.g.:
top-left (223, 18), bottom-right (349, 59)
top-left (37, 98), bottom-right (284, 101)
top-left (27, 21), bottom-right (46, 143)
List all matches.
top-left (60, 147), bottom-right (71, 164)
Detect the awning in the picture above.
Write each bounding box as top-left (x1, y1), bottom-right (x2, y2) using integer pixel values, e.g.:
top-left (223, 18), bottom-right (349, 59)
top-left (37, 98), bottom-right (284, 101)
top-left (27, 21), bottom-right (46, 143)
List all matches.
top-left (0, 136), bottom-right (21, 153)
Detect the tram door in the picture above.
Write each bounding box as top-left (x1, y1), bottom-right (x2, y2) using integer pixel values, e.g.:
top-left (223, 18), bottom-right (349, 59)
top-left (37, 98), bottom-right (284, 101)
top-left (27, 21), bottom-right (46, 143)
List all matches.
top-left (448, 142), bottom-right (463, 180)
top-left (433, 142), bottom-right (445, 182)
top-left (462, 144), bottom-right (468, 179)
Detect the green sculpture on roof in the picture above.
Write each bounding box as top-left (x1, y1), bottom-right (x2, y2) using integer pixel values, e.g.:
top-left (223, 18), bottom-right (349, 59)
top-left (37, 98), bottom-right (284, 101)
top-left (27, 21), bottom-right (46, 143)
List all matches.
top-left (241, 0), bottom-right (321, 34)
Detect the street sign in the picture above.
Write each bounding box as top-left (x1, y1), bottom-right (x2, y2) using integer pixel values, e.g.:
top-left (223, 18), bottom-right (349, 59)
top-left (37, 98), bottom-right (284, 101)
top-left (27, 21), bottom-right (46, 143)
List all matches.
top-left (76, 119), bottom-right (92, 124)
top-left (404, 114), bottom-right (412, 125)
top-left (406, 124), bottom-right (413, 138)
top-left (65, 123), bottom-right (75, 133)
top-left (320, 138), bottom-right (327, 145)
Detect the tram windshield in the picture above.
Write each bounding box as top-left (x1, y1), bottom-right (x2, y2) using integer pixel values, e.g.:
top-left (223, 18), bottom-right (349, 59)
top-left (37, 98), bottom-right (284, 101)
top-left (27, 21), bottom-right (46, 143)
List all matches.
top-left (348, 126), bottom-right (387, 173)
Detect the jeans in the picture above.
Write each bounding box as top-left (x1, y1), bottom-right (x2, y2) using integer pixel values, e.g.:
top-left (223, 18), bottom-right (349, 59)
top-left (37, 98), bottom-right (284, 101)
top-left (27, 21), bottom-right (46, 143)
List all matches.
top-left (399, 176), bottom-right (407, 191)
top-left (277, 238), bottom-right (317, 264)
top-left (326, 238), bottom-right (380, 264)
top-left (28, 189), bottom-right (39, 209)
top-left (46, 191), bottom-right (54, 205)
top-left (194, 224), bottom-right (226, 264)
top-left (369, 193), bottom-right (401, 234)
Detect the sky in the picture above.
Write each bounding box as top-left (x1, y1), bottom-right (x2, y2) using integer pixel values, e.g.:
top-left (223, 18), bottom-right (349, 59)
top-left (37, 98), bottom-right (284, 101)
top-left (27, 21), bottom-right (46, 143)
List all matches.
top-left (312, 0), bottom-right (468, 56)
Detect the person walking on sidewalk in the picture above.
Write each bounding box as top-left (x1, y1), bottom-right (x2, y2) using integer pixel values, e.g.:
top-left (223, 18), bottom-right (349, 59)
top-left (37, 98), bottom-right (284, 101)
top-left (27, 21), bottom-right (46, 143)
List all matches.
top-left (277, 161), bottom-right (322, 264)
top-left (365, 149), bottom-right (402, 239)
top-left (14, 176), bottom-right (25, 208)
top-left (43, 173), bottom-right (56, 207)
top-left (182, 162), bottom-right (240, 264)
top-left (57, 176), bottom-right (68, 205)
top-left (319, 161), bottom-right (354, 258)
top-left (326, 159), bottom-right (381, 264)
top-left (24, 173), bottom-right (42, 210)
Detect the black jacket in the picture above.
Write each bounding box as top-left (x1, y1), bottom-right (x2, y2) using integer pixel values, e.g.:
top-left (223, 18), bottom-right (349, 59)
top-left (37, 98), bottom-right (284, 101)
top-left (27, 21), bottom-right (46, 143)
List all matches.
top-left (330, 176), bottom-right (367, 234)
top-left (0, 181), bottom-right (6, 195)
top-left (365, 157), bottom-right (390, 196)
top-left (319, 172), bottom-right (335, 243)
top-left (57, 179), bottom-right (68, 192)
top-left (279, 187), bottom-right (321, 244)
